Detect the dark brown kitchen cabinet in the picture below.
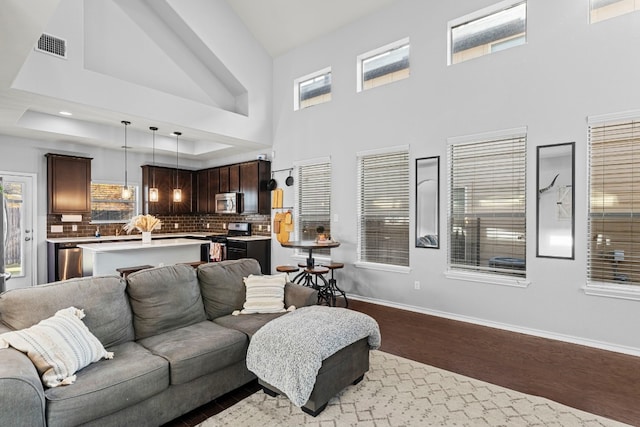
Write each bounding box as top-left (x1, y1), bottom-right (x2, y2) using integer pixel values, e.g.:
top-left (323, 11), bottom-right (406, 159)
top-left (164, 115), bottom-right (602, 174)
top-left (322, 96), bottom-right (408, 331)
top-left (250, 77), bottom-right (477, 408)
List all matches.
top-left (196, 168), bottom-right (220, 213)
top-left (46, 153), bottom-right (92, 214)
top-left (240, 160), bottom-right (271, 214)
top-left (219, 164), bottom-right (240, 193)
top-left (141, 165), bottom-right (193, 215)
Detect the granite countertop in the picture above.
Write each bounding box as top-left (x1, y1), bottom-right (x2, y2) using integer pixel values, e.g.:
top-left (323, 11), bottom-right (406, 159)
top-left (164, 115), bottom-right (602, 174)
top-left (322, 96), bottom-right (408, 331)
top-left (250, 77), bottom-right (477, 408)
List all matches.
top-left (226, 236), bottom-right (271, 241)
top-left (77, 238), bottom-right (207, 252)
top-left (47, 232), bottom-right (271, 244)
top-left (46, 232), bottom-right (227, 244)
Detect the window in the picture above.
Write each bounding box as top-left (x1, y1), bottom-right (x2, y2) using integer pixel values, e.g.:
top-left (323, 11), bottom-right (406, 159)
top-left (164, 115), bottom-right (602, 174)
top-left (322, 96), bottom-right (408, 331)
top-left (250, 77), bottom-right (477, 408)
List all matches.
top-left (588, 115), bottom-right (640, 288)
top-left (296, 159), bottom-right (332, 256)
top-left (294, 67), bottom-right (332, 110)
top-left (590, 0), bottom-right (640, 23)
top-left (448, 129), bottom-right (527, 278)
top-left (357, 38), bottom-right (410, 92)
top-left (448, 1), bottom-right (526, 65)
top-left (91, 182), bottom-right (137, 223)
top-left (357, 147), bottom-right (410, 268)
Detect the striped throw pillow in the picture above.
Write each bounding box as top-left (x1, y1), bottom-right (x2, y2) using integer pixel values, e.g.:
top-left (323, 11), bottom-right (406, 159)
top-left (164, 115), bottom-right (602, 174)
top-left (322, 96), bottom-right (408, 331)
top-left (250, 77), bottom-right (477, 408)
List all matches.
top-left (0, 307), bottom-right (114, 387)
top-left (235, 273), bottom-right (290, 315)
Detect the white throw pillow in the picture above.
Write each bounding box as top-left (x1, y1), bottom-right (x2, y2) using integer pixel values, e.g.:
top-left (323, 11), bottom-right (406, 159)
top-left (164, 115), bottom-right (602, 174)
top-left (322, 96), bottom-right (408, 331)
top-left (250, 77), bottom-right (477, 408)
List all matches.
top-left (234, 273), bottom-right (293, 315)
top-left (0, 306), bottom-right (114, 388)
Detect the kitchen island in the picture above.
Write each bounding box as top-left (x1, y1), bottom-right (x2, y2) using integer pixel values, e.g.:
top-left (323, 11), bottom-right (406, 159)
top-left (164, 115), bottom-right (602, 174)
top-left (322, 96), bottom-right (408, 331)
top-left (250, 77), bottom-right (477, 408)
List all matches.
top-left (78, 238), bottom-right (208, 277)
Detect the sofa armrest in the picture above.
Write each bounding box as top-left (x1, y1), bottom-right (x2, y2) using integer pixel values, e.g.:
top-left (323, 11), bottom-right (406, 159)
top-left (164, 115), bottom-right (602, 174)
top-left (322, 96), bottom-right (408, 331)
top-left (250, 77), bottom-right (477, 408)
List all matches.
top-left (284, 282), bottom-right (318, 308)
top-left (0, 348), bottom-right (46, 426)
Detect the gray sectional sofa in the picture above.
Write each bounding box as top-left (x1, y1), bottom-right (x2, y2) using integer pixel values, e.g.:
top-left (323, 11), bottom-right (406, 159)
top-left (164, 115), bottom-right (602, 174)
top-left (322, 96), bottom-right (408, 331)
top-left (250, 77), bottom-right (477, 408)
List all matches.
top-left (0, 259), bottom-right (317, 427)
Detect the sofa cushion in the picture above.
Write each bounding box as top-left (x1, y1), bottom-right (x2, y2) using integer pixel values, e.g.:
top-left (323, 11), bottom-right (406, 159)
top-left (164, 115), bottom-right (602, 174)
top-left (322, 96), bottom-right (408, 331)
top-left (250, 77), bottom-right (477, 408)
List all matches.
top-left (0, 307), bottom-right (113, 388)
top-left (137, 320), bottom-right (248, 385)
top-left (44, 341), bottom-right (168, 427)
top-left (214, 312), bottom-right (287, 339)
top-left (0, 275), bottom-right (133, 348)
top-left (126, 264), bottom-right (206, 340)
top-left (197, 259), bottom-right (262, 319)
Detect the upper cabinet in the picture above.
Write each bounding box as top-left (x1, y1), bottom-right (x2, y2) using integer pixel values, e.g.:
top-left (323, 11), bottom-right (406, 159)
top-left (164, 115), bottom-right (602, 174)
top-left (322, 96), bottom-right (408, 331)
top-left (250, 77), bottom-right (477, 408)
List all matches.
top-left (195, 160), bottom-right (271, 215)
top-left (240, 160), bottom-right (271, 214)
top-left (219, 164), bottom-right (240, 193)
top-left (141, 166), bottom-right (193, 215)
top-left (46, 154), bottom-right (92, 215)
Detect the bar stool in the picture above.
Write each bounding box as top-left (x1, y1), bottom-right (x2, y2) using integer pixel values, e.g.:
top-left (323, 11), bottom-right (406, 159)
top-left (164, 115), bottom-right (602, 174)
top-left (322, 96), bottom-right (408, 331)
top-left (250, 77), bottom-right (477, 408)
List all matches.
top-left (324, 263), bottom-right (348, 308)
top-left (303, 266), bottom-right (332, 305)
top-left (116, 265), bottom-right (154, 279)
top-left (276, 265), bottom-right (299, 281)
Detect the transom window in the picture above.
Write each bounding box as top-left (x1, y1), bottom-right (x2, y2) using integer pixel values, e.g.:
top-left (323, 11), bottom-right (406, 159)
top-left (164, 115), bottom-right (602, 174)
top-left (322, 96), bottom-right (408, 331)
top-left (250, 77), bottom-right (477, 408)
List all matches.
top-left (448, 0), bottom-right (527, 65)
top-left (294, 67), bottom-right (332, 110)
top-left (357, 147), bottom-right (410, 268)
top-left (448, 130), bottom-right (527, 278)
top-left (357, 38), bottom-right (410, 92)
top-left (91, 182), bottom-right (137, 223)
top-left (590, 0), bottom-right (640, 23)
top-left (588, 116), bottom-right (640, 287)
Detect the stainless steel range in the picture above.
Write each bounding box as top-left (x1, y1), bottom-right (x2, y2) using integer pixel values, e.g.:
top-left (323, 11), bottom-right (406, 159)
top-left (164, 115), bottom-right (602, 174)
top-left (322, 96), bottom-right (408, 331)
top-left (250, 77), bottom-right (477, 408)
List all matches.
top-left (206, 222), bottom-right (251, 262)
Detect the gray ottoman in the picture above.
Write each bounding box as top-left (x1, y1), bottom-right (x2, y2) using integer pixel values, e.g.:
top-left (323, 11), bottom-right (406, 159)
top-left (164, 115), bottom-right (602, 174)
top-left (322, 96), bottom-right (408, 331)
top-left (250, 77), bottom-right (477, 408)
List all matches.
top-left (259, 337), bottom-right (370, 416)
top-left (245, 306), bottom-right (381, 417)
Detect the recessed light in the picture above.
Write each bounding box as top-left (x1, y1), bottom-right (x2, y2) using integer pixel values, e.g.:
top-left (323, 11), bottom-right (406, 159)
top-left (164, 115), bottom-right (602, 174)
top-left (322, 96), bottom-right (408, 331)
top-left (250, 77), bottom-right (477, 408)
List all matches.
top-left (59, 111), bottom-right (72, 116)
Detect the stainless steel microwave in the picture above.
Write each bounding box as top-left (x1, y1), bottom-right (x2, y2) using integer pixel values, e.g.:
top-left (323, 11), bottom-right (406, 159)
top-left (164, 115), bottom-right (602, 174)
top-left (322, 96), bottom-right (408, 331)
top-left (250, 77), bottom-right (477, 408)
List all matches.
top-left (214, 192), bottom-right (240, 214)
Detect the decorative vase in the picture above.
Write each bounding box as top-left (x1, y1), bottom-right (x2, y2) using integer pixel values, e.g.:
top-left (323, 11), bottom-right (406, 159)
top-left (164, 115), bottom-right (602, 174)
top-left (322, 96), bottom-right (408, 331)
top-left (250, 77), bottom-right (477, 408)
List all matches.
top-left (142, 231), bottom-right (152, 244)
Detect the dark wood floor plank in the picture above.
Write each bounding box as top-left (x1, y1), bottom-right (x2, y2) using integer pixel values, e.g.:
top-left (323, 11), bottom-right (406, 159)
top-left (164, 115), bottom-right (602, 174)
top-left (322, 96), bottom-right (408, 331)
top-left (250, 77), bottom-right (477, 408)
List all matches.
top-left (163, 299), bottom-right (640, 426)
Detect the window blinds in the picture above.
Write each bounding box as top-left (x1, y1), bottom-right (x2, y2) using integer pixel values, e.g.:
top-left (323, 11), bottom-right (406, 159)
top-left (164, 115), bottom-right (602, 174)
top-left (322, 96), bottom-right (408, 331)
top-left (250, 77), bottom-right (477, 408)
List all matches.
top-left (448, 134), bottom-right (526, 277)
top-left (357, 149), bottom-right (410, 267)
top-left (588, 118), bottom-right (640, 286)
top-left (297, 161), bottom-right (331, 254)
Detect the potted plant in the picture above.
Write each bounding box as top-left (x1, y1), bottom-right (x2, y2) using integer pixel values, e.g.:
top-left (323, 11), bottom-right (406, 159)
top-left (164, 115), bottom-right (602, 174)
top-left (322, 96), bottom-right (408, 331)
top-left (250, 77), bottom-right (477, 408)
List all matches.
top-left (316, 226), bottom-right (328, 242)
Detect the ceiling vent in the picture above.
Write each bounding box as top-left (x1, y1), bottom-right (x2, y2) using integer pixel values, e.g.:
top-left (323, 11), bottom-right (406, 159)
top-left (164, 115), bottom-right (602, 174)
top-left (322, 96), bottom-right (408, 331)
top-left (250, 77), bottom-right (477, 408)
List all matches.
top-left (35, 33), bottom-right (67, 59)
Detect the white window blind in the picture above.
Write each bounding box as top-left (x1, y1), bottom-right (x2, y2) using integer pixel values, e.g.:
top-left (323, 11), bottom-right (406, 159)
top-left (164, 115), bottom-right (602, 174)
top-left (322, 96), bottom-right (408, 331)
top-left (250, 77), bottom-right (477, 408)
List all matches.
top-left (448, 133), bottom-right (526, 277)
top-left (588, 118), bottom-right (640, 286)
top-left (357, 149), bottom-right (410, 267)
top-left (296, 161), bottom-right (332, 255)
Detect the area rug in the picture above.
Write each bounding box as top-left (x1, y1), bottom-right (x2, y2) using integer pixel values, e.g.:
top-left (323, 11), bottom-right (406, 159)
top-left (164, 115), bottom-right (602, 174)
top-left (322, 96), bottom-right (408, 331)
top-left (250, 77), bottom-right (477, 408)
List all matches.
top-left (198, 350), bottom-right (628, 426)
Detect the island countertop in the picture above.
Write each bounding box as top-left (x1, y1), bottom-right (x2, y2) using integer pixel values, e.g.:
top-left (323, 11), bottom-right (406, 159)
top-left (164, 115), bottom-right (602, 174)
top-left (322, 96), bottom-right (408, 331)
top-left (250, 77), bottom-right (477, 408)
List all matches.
top-left (77, 238), bottom-right (206, 252)
top-left (79, 238), bottom-right (209, 276)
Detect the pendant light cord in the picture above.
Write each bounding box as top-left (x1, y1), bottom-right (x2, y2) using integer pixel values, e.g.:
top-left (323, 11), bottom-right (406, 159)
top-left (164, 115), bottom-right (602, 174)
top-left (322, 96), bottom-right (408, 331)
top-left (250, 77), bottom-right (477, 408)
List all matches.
top-left (174, 131), bottom-right (181, 188)
top-left (150, 126), bottom-right (158, 188)
top-left (121, 120), bottom-right (131, 191)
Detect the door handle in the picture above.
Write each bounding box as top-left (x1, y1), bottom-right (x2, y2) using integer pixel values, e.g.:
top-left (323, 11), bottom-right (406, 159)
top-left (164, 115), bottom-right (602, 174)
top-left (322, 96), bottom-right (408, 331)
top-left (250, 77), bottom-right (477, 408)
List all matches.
top-left (25, 237), bottom-right (31, 241)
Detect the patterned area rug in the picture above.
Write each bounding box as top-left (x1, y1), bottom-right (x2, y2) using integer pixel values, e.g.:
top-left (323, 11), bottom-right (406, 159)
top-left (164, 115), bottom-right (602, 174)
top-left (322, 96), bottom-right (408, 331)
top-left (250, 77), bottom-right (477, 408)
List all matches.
top-left (199, 351), bottom-right (628, 426)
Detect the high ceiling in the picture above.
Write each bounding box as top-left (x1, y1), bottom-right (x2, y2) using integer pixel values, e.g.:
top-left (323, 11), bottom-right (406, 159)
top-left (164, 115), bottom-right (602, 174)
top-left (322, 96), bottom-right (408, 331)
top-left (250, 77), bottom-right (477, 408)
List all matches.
top-left (0, 0), bottom-right (399, 162)
top-left (224, 0), bottom-right (400, 57)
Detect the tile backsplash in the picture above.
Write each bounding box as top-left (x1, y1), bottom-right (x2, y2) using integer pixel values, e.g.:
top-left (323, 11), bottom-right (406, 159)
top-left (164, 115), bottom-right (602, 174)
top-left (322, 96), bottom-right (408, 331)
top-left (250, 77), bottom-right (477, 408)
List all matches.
top-left (47, 213), bottom-right (272, 239)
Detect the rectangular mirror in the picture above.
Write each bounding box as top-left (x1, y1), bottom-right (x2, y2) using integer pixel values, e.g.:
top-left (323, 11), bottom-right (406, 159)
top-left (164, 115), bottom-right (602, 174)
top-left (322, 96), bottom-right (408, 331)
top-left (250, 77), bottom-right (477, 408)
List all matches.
top-left (416, 156), bottom-right (440, 248)
top-left (537, 142), bottom-right (574, 259)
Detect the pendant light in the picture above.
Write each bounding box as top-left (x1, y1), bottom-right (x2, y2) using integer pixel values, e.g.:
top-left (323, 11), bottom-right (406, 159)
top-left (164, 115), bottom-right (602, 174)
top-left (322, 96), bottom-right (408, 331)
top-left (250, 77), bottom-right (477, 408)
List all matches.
top-left (121, 120), bottom-right (131, 199)
top-left (173, 131), bottom-right (182, 202)
top-left (149, 126), bottom-right (159, 202)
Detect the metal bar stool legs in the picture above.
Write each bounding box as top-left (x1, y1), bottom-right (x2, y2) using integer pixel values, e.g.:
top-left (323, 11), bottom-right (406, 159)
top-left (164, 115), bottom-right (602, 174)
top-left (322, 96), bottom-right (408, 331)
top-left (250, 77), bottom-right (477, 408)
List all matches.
top-left (325, 263), bottom-right (347, 308)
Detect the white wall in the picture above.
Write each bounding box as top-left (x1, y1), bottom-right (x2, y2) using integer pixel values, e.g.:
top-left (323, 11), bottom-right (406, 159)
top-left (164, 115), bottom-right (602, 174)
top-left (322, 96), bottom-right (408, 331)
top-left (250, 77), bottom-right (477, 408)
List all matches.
top-left (271, 0), bottom-right (640, 353)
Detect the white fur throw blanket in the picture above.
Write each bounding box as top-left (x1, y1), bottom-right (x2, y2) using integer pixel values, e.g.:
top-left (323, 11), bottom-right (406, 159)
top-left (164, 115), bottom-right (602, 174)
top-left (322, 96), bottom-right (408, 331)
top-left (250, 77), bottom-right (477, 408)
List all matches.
top-left (246, 305), bottom-right (381, 407)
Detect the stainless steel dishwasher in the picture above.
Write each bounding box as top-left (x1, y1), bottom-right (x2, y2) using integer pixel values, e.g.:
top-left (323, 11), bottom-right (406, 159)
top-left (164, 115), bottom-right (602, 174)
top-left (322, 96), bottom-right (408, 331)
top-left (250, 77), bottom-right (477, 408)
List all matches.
top-left (57, 243), bottom-right (83, 281)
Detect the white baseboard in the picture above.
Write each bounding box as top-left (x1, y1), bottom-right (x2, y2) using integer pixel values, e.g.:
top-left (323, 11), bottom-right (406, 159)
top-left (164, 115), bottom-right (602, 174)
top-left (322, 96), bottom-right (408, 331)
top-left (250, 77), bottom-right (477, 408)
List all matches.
top-left (348, 294), bottom-right (640, 358)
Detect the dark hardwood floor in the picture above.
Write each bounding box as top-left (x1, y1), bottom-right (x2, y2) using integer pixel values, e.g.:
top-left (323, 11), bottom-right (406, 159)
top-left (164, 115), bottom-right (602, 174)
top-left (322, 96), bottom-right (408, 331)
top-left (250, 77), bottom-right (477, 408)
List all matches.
top-left (164, 299), bottom-right (640, 426)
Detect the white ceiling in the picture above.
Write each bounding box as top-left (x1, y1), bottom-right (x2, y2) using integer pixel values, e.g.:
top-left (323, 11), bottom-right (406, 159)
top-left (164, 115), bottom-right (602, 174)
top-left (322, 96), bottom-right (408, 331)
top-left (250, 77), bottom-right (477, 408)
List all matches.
top-left (224, 0), bottom-right (400, 57)
top-left (0, 0), bottom-right (399, 161)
